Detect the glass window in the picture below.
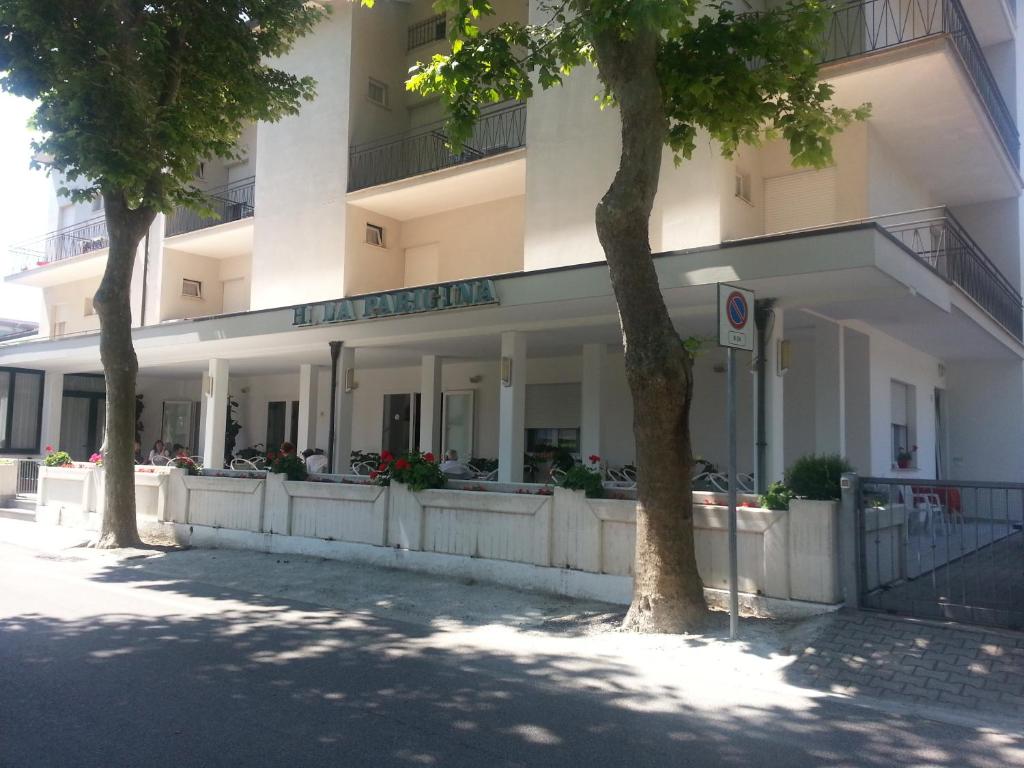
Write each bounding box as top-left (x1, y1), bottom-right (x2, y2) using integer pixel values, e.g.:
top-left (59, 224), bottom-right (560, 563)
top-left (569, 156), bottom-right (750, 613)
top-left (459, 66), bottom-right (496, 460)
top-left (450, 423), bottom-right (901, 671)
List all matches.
top-left (0, 369), bottom-right (43, 453)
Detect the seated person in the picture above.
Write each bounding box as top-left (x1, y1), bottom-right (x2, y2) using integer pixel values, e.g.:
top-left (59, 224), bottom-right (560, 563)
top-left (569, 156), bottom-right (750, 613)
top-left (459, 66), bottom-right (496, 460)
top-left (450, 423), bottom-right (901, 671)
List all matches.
top-left (303, 448), bottom-right (328, 474)
top-left (439, 449), bottom-right (473, 479)
top-left (279, 441), bottom-right (295, 456)
top-left (149, 440), bottom-right (170, 466)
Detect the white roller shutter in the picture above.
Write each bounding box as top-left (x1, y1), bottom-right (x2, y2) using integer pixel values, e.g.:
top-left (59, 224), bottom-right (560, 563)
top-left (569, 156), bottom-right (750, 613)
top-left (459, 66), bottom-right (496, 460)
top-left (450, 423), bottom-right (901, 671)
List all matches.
top-left (764, 167), bottom-right (838, 234)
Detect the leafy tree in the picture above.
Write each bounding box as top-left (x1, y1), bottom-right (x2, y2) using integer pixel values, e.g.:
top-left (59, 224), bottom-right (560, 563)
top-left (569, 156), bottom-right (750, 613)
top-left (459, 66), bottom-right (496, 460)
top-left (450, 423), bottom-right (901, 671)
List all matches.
top-left (400, 0), bottom-right (868, 632)
top-left (0, 0), bottom-right (327, 547)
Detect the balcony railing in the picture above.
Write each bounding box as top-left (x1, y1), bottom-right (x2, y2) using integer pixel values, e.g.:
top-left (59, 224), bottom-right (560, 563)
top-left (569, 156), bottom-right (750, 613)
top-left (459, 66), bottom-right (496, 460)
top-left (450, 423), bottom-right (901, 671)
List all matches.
top-left (165, 176), bottom-right (255, 238)
top-left (881, 208), bottom-right (1023, 339)
top-left (408, 13), bottom-right (446, 51)
top-left (820, 0), bottom-right (1019, 166)
top-left (8, 215), bottom-right (109, 274)
top-left (348, 102), bottom-right (527, 192)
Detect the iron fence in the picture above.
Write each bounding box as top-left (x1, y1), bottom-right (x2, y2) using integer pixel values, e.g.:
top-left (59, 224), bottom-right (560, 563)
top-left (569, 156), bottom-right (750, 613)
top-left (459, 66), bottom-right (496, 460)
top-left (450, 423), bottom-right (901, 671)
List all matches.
top-left (880, 208), bottom-right (1024, 340)
top-left (165, 177), bottom-right (256, 238)
top-left (348, 102), bottom-right (526, 191)
top-left (408, 13), bottom-right (446, 51)
top-left (820, 0), bottom-right (1019, 166)
top-left (16, 459), bottom-right (39, 496)
top-left (8, 216), bottom-right (108, 275)
top-left (858, 476), bottom-right (1024, 629)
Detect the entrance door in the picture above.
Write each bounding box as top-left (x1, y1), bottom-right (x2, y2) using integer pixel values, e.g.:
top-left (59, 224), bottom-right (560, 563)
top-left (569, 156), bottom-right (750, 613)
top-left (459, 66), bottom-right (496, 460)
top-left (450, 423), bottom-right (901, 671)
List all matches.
top-left (442, 390), bottom-right (474, 459)
top-left (266, 401), bottom-right (286, 451)
top-left (60, 395), bottom-right (104, 461)
top-left (161, 400), bottom-right (200, 454)
top-left (382, 394), bottom-right (421, 456)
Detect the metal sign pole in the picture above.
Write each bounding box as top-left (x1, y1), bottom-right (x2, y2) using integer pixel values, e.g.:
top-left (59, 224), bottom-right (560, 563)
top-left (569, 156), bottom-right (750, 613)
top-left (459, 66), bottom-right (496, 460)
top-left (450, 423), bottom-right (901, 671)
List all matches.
top-left (727, 345), bottom-right (739, 641)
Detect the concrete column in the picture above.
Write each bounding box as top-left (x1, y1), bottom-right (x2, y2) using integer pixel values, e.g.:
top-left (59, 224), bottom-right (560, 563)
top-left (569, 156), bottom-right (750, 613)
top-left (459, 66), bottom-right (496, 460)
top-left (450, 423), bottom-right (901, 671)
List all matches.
top-left (333, 345), bottom-right (356, 473)
top-left (201, 358), bottom-right (229, 469)
top-left (498, 331), bottom-right (527, 483)
top-left (581, 344), bottom-right (604, 463)
top-left (40, 371), bottom-right (64, 454)
top-left (814, 319), bottom-right (845, 456)
top-left (418, 355), bottom-right (442, 454)
top-left (297, 364), bottom-right (320, 454)
top-left (759, 309), bottom-right (785, 485)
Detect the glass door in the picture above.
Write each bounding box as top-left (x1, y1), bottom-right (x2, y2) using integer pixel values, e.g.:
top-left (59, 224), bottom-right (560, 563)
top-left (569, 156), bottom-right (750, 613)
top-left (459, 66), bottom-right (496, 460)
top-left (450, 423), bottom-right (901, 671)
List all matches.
top-left (442, 390), bottom-right (474, 460)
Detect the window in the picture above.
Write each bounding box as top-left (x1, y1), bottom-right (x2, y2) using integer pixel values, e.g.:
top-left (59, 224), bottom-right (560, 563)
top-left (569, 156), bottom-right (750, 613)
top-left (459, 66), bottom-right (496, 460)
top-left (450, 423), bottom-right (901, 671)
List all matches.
top-left (891, 380), bottom-right (916, 467)
top-left (368, 78), bottom-right (389, 108)
top-left (365, 223), bottom-right (385, 247)
top-left (734, 171), bottom-right (752, 204)
top-left (526, 428), bottom-right (579, 454)
top-left (181, 279), bottom-right (203, 299)
top-left (0, 368), bottom-right (44, 453)
top-left (83, 297), bottom-right (95, 317)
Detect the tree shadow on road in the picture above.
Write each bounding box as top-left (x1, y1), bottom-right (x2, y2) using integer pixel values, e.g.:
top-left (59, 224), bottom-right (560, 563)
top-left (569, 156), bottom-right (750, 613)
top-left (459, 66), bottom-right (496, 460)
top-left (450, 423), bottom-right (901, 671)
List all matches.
top-left (3, 557), bottom-right (1023, 767)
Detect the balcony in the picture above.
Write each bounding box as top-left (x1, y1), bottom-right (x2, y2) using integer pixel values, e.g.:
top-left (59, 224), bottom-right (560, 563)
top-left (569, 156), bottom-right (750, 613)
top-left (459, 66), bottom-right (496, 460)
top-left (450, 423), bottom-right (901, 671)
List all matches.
top-left (820, 0), bottom-right (1019, 168)
top-left (347, 101), bottom-right (527, 192)
top-left (880, 209), bottom-right (1023, 339)
top-left (5, 216), bottom-right (109, 285)
top-left (165, 176), bottom-right (255, 238)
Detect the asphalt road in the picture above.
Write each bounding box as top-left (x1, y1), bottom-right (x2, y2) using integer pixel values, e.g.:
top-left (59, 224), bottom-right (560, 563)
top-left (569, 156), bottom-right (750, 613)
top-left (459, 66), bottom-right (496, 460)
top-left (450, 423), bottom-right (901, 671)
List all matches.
top-left (1, 541), bottom-right (1021, 768)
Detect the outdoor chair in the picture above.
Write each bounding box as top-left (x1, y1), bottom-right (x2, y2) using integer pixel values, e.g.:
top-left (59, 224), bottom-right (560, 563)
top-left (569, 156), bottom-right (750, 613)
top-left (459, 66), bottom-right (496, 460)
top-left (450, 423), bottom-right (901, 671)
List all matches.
top-left (901, 485), bottom-right (950, 537)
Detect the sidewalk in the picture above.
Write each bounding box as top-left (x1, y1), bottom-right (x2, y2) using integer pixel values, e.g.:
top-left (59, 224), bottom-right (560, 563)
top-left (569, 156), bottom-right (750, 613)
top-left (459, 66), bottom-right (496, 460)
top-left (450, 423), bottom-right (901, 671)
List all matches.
top-left (2, 517), bottom-right (1023, 731)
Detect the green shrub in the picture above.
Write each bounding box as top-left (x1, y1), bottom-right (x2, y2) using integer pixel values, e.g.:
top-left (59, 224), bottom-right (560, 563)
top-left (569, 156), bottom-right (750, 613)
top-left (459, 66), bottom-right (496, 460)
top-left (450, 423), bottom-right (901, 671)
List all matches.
top-left (785, 454), bottom-right (852, 501)
top-left (557, 464), bottom-right (605, 499)
top-left (760, 481), bottom-right (793, 511)
top-left (270, 452), bottom-right (308, 481)
top-left (374, 451), bottom-right (446, 491)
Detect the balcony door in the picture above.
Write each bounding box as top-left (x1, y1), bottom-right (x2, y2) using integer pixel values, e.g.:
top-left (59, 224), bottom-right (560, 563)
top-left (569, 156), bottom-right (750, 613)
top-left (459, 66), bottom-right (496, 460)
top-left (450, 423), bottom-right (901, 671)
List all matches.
top-left (382, 393), bottom-right (421, 457)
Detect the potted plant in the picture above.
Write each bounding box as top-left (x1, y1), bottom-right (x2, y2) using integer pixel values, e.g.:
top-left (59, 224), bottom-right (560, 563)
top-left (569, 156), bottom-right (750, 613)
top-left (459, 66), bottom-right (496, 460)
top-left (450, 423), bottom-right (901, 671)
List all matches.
top-left (42, 446), bottom-right (73, 468)
top-left (895, 445), bottom-right (916, 469)
top-left (371, 450), bottom-right (445, 491)
top-left (555, 454), bottom-right (604, 498)
top-left (270, 452), bottom-right (308, 482)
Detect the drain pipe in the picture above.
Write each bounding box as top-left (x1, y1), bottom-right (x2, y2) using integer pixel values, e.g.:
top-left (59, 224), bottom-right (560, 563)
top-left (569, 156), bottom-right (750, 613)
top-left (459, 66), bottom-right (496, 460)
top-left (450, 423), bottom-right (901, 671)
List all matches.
top-left (754, 299), bottom-right (775, 494)
top-left (327, 341), bottom-right (342, 473)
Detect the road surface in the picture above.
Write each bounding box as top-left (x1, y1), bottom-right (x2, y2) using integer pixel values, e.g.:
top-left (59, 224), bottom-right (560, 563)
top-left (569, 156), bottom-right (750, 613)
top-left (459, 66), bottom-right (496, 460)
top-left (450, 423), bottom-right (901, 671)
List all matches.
top-left (1, 539), bottom-right (1021, 767)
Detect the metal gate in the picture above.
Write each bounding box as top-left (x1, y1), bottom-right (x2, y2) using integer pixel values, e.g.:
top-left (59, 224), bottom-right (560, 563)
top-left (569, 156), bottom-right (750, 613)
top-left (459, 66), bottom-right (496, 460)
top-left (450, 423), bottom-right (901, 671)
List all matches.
top-left (15, 459), bottom-right (39, 496)
top-left (857, 477), bottom-right (1024, 629)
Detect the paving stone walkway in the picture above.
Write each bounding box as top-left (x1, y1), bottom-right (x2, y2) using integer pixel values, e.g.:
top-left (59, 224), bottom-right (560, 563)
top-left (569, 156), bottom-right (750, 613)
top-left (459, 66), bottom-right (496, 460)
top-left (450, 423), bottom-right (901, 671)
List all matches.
top-left (789, 611), bottom-right (1024, 720)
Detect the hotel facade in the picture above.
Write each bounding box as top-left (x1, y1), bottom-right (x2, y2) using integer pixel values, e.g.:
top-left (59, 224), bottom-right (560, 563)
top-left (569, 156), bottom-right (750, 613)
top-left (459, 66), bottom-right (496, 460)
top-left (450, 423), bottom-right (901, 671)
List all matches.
top-left (2, 0), bottom-right (1023, 492)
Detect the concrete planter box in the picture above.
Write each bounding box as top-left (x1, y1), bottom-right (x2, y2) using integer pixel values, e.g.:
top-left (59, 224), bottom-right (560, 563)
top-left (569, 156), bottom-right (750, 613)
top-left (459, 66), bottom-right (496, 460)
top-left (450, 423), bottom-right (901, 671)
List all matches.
top-left (0, 461), bottom-right (17, 502)
top-left (787, 499), bottom-right (841, 604)
top-left (264, 473), bottom-right (388, 543)
top-left (36, 464), bottom-right (100, 528)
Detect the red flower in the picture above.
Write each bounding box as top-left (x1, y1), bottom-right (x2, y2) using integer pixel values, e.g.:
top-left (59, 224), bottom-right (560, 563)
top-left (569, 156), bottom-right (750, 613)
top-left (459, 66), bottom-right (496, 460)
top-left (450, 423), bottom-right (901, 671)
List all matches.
top-left (588, 454), bottom-right (601, 464)
top-left (45, 445), bottom-right (53, 453)
top-left (378, 462), bottom-right (388, 472)
top-left (395, 458), bottom-right (410, 471)
top-left (423, 452), bottom-right (435, 463)
top-left (381, 450), bottom-right (394, 462)
top-left (369, 470), bottom-right (379, 479)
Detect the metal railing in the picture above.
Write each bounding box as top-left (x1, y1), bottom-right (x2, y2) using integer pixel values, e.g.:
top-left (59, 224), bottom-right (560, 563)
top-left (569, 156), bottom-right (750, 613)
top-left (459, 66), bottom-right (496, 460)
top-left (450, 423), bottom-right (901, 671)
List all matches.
top-left (348, 102), bottom-right (526, 191)
top-left (408, 13), bottom-right (446, 51)
top-left (164, 176), bottom-right (256, 238)
top-left (16, 459), bottom-right (39, 496)
top-left (879, 208), bottom-right (1024, 339)
top-left (857, 476), bottom-right (1024, 629)
top-left (820, 0), bottom-right (1019, 166)
top-left (8, 216), bottom-right (109, 274)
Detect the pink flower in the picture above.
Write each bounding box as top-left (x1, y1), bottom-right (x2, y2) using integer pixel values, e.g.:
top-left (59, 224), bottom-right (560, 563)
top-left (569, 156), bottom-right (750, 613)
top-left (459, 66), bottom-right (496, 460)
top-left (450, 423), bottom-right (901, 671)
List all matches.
top-left (45, 445), bottom-right (53, 453)
top-left (588, 454), bottom-right (601, 464)
top-left (89, 452), bottom-right (102, 464)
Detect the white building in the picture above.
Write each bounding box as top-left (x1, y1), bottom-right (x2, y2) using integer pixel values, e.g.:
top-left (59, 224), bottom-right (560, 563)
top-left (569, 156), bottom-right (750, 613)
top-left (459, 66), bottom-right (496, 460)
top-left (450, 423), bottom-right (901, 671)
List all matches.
top-left (1, 0), bottom-right (1022, 488)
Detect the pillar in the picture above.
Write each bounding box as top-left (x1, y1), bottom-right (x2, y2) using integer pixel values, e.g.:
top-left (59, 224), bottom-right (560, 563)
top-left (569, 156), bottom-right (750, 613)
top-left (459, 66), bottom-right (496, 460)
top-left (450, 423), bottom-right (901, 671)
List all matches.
top-left (333, 345), bottom-right (355, 473)
top-left (297, 364), bottom-right (320, 454)
top-left (498, 331), bottom-right (527, 483)
top-left (40, 371), bottom-right (63, 454)
top-left (581, 343), bottom-right (604, 463)
top-left (814, 319), bottom-right (845, 456)
top-left (756, 308), bottom-right (785, 486)
top-left (419, 355), bottom-right (442, 455)
top-left (201, 358), bottom-right (229, 469)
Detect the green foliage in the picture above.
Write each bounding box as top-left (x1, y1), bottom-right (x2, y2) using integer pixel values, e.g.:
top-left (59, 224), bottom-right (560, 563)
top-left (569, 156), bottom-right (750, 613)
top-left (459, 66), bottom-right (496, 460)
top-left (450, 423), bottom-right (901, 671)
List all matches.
top-left (557, 464), bottom-right (605, 499)
top-left (404, 0), bottom-right (868, 165)
top-left (760, 481), bottom-right (794, 511)
top-left (374, 451), bottom-right (447, 492)
top-left (43, 449), bottom-right (72, 467)
top-left (225, 396), bottom-right (242, 467)
top-left (785, 454), bottom-right (852, 501)
top-left (0, 1), bottom-right (327, 213)
top-left (271, 452), bottom-right (308, 482)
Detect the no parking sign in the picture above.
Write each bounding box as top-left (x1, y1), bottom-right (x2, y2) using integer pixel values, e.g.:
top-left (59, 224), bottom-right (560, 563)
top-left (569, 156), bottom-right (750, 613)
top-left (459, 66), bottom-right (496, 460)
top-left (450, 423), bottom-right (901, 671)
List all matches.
top-left (718, 283), bottom-right (754, 351)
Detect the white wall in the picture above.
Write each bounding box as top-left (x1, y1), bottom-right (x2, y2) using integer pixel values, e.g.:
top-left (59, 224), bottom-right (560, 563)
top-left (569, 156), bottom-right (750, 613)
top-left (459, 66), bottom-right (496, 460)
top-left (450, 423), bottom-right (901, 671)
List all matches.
top-left (159, 248), bottom-right (224, 320)
top-left (946, 359), bottom-right (1024, 481)
top-left (42, 276), bottom-right (102, 337)
top-left (250, 8), bottom-right (353, 309)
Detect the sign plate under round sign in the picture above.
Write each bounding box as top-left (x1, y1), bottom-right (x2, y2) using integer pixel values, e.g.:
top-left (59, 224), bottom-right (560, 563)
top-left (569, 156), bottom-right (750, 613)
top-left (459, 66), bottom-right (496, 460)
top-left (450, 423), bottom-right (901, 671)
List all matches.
top-left (718, 283), bottom-right (755, 351)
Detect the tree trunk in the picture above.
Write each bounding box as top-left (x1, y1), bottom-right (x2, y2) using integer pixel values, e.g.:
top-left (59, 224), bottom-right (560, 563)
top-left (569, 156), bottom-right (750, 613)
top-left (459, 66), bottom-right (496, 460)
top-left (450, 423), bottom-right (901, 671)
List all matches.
top-left (592, 25), bottom-right (709, 632)
top-left (91, 192), bottom-right (155, 549)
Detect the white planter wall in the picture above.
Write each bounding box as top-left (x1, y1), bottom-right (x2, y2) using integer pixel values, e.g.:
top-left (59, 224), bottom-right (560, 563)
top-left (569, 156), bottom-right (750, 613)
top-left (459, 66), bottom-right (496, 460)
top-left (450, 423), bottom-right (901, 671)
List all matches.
top-left (0, 462), bottom-right (19, 501)
top-left (36, 465), bottom-right (178, 530)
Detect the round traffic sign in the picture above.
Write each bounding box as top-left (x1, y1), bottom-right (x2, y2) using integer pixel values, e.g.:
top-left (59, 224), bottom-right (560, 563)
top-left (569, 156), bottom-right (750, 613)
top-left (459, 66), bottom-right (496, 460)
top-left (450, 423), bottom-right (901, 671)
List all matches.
top-left (726, 291), bottom-right (748, 330)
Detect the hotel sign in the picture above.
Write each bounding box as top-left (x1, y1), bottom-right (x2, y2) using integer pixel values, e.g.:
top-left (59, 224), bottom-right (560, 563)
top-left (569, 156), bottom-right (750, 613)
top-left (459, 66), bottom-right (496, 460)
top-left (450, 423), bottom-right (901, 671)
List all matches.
top-left (292, 279), bottom-right (498, 327)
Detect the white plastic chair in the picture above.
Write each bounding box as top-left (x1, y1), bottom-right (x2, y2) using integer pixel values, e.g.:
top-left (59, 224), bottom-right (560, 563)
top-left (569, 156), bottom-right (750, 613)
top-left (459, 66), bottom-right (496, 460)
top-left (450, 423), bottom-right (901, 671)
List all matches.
top-left (903, 485), bottom-right (948, 537)
top-left (230, 457), bottom-right (262, 471)
top-left (306, 454), bottom-right (328, 474)
top-left (351, 460), bottom-right (376, 476)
